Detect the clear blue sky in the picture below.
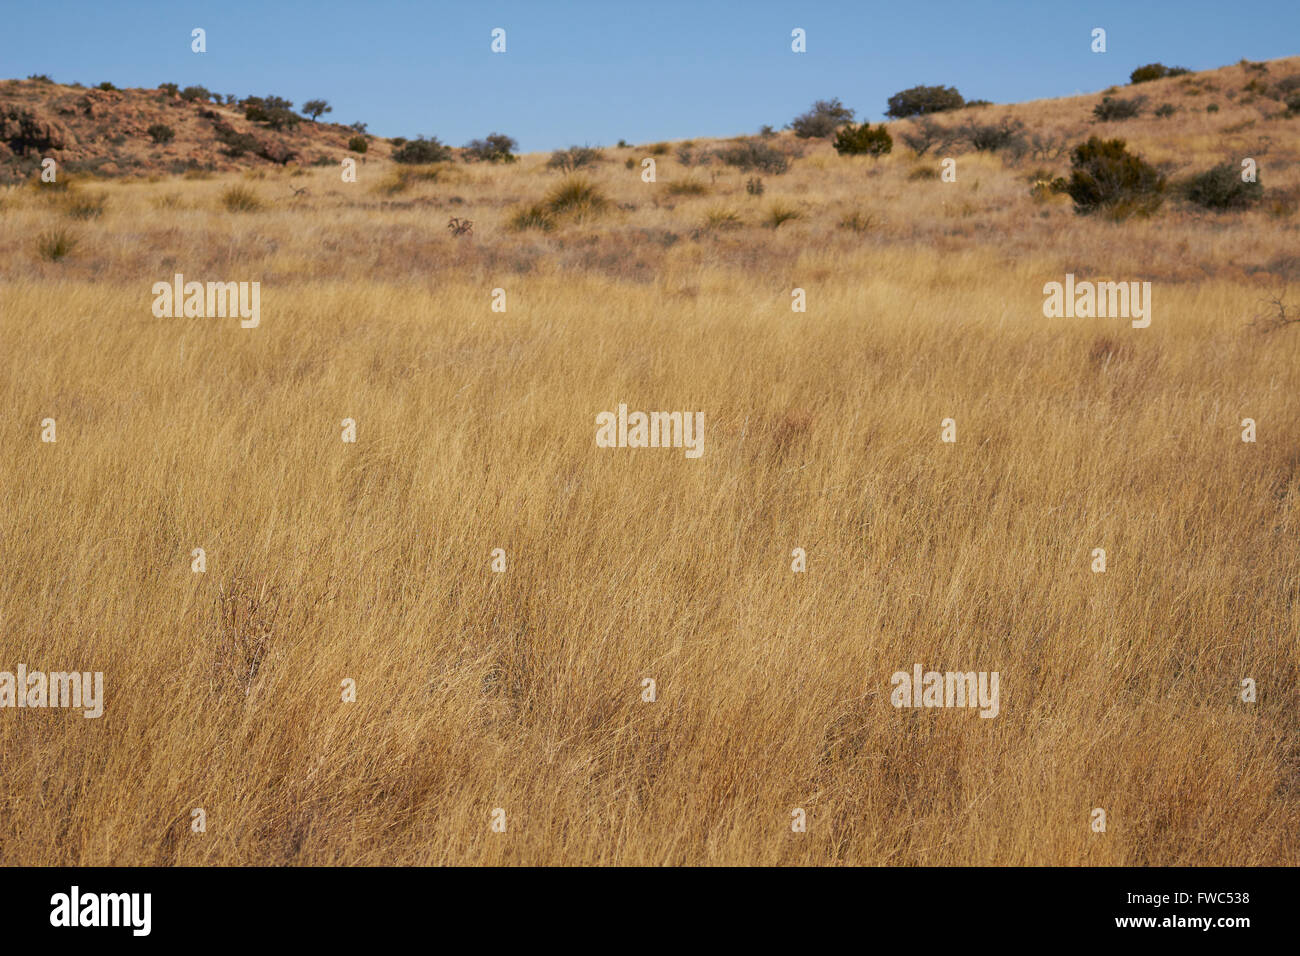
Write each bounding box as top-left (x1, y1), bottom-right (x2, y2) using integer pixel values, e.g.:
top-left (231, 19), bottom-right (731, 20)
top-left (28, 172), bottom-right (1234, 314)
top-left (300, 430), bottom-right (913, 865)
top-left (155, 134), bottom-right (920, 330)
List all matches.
top-left (4, 0), bottom-right (1297, 151)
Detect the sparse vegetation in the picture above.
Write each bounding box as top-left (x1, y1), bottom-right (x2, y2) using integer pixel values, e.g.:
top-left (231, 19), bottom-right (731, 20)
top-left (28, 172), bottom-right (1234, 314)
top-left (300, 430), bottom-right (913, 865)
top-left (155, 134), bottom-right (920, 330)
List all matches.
top-left (714, 139), bottom-right (790, 174)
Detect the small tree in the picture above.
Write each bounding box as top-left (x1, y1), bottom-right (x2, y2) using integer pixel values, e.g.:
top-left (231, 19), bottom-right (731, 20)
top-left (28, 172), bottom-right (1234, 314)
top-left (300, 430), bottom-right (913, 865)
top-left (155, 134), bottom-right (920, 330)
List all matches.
top-left (886, 85), bottom-right (965, 118)
top-left (790, 98), bottom-right (855, 138)
top-left (833, 122), bottom-right (892, 157)
top-left (302, 99), bottom-right (332, 122)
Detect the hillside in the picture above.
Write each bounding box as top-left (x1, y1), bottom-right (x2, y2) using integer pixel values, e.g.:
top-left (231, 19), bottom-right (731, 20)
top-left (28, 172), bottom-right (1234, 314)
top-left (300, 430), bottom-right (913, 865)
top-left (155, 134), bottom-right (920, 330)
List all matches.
top-left (0, 78), bottom-right (390, 181)
top-left (1, 56), bottom-right (1299, 867)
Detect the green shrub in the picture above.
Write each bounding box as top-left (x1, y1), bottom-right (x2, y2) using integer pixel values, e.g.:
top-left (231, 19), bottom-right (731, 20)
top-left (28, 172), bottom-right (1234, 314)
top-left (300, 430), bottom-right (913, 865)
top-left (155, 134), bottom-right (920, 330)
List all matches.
top-left (790, 97), bottom-right (855, 137)
top-left (1183, 164), bottom-right (1262, 210)
top-left (180, 85), bottom-right (211, 103)
top-left (159, 82), bottom-right (179, 95)
top-left (885, 85), bottom-right (965, 118)
top-left (147, 123), bottom-right (175, 144)
top-left (1065, 136), bottom-right (1166, 217)
top-left (1130, 63), bottom-right (1190, 84)
top-left (832, 122), bottom-right (893, 157)
top-left (96, 81), bottom-right (117, 91)
top-left (1093, 95), bottom-right (1145, 121)
top-left (348, 135), bottom-right (368, 153)
top-left (462, 132), bottom-right (517, 163)
top-left (1154, 103), bottom-right (1177, 118)
top-left (392, 136), bottom-right (452, 164)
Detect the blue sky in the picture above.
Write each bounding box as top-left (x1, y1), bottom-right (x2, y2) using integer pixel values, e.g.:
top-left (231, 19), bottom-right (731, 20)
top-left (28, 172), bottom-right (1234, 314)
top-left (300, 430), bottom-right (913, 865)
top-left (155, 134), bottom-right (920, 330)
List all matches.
top-left (3, 1), bottom-right (1297, 151)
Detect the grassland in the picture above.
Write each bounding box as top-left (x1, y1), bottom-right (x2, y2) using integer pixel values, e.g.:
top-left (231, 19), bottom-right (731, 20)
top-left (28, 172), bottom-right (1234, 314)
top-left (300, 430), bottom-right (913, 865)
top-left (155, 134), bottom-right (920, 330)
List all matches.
top-left (0, 58), bottom-right (1298, 865)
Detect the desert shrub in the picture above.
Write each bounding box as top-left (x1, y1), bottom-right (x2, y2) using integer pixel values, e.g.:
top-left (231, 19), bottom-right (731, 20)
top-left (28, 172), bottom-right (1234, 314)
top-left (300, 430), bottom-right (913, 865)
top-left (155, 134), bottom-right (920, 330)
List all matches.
top-left (180, 85), bottom-right (211, 103)
top-left (347, 135), bottom-right (368, 153)
top-left (547, 145), bottom-right (602, 172)
top-left (158, 82), bottom-right (178, 95)
top-left (243, 95), bottom-right (299, 130)
top-left (1065, 136), bottom-right (1166, 216)
top-left (1183, 163), bottom-right (1262, 210)
top-left (147, 123), bottom-right (175, 144)
top-left (963, 99), bottom-right (993, 108)
top-left (1273, 75), bottom-right (1300, 96)
top-left (63, 191), bottom-right (106, 219)
top-left (349, 121), bottom-right (368, 134)
top-left (1206, 103), bottom-right (1220, 112)
top-left (462, 132), bottom-right (517, 163)
top-left (220, 185), bottom-right (262, 212)
top-left (908, 166), bottom-right (938, 180)
top-left (212, 122), bottom-right (260, 157)
top-left (764, 201), bottom-right (801, 228)
top-left (961, 117), bottom-right (1026, 154)
top-left (886, 85), bottom-right (965, 118)
top-left (1028, 131), bottom-right (1069, 160)
top-left (96, 81), bottom-right (117, 91)
top-left (27, 74), bottom-right (53, 83)
top-left (899, 116), bottom-right (955, 157)
top-left (714, 139), bottom-right (790, 174)
top-left (667, 178), bottom-right (709, 196)
top-left (1287, 92), bottom-right (1300, 115)
top-left (36, 229), bottom-right (77, 261)
top-left (833, 122), bottom-right (893, 157)
top-left (392, 136), bottom-right (452, 164)
top-left (1130, 63), bottom-right (1190, 83)
top-left (1154, 103), bottom-right (1177, 118)
top-left (1093, 95), bottom-right (1145, 121)
top-left (746, 177), bottom-right (764, 196)
top-left (790, 97), bottom-right (855, 138)
top-left (646, 142), bottom-right (671, 155)
top-left (758, 124), bottom-right (776, 138)
top-left (389, 136), bottom-right (408, 147)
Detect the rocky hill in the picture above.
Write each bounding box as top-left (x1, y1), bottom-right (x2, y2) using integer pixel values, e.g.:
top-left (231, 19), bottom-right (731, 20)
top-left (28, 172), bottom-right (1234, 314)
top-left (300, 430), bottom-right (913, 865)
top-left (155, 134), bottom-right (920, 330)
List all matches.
top-left (0, 78), bottom-right (391, 182)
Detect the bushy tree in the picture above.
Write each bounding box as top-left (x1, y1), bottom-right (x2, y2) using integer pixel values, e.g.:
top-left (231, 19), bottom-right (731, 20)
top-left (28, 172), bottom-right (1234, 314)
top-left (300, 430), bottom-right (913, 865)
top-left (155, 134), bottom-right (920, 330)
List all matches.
top-left (833, 122), bottom-right (892, 157)
top-left (886, 85), bottom-right (965, 118)
top-left (789, 98), bottom-right (854, 138)
top-left (462, 132), bottom-right (518, 163)
top-left (302, 99), bottom-right (332, 121)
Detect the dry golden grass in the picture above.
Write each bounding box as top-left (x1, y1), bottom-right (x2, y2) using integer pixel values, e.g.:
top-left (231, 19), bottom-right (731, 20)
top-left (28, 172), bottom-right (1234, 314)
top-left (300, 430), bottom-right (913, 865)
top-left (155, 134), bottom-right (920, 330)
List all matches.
top-left (0, 57), bottom-right (1298, 865)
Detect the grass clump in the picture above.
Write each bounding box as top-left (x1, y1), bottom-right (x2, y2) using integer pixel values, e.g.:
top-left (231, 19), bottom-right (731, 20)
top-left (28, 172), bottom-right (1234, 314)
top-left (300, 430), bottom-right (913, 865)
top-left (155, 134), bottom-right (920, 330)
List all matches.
top-left (220, 185), bottom-right (263, 212)
top-left (36, 229), bottom-right (78, 261)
